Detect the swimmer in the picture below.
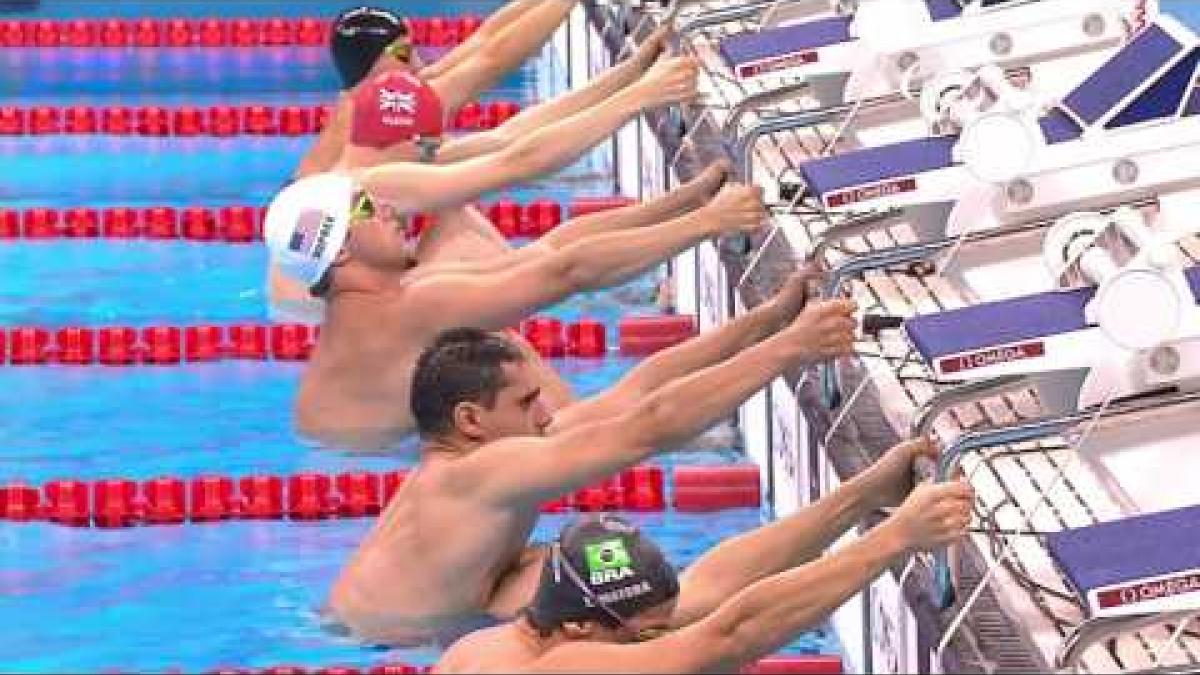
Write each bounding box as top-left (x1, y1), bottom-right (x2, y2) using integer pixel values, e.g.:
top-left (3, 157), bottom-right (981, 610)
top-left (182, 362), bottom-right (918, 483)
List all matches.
top-left (435, 485), bottom-right (971, 673)
top-left (264, 56), bottom-right (726, 450)
top-left (328, 271), bottom-right (885, 644)
top-left (271, 18), bottom-right (677, 322)
top-left (297, 2), bottom-right (581, 178)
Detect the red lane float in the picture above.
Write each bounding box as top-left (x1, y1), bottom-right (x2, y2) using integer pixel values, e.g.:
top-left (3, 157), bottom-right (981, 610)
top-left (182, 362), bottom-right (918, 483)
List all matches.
top-left (673, 465), bottom-right (761, 512)
top-left (566, 318), bottom-right (606, 357)
top-left (521, 317), bottom-right (565, 358)
top-left (0, 17), bottom-right (473, 48)
top-left (0, 483), bottom-right (39, 521)
top-left (0, 102), bottom-right (521, 137)
top-left (619, 315), bottom-right (696, 356)
top-left (0, 466), bottom-right (761, 528)
top-left (0, 196), bottom-right (641, 243)
top-left (0, 315), bottom-right (665, 365)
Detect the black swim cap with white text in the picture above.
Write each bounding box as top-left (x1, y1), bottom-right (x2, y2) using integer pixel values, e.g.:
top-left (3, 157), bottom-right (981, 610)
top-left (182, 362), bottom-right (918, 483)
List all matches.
top-left (526, 515), bottom-right (680, 631)
top-left (330, 6), bottom-right (408, 89)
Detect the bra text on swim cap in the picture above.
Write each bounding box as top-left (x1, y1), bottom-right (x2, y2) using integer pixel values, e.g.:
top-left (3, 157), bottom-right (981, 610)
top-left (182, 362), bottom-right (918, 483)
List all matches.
top-left (585, 539), bottom-right (635, 586)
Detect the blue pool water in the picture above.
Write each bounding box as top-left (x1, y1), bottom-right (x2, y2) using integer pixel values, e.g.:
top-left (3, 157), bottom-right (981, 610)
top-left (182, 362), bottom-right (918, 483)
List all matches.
top-left (2, 510), bottom-right (795, 673)
top-left (0, 0), bottom-right (841, 671)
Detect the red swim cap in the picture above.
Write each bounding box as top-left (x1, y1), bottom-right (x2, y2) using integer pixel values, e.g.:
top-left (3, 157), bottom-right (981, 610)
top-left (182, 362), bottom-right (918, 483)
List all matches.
top-left (350, 70), bottom-right (445, 148)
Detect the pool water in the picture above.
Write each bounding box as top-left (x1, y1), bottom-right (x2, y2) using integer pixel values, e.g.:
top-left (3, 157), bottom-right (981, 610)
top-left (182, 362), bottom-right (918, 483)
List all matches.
top-left (0, 1), bottom-right (852, 672)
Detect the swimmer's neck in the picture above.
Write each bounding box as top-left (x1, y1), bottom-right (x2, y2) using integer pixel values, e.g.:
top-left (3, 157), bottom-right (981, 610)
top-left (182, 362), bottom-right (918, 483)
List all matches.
top-left (321, 270), bottom-right (414, 320)
top-left (513, 616), bottom-right (568, 656)
top-left (422, 436), bottom-right (483, 459)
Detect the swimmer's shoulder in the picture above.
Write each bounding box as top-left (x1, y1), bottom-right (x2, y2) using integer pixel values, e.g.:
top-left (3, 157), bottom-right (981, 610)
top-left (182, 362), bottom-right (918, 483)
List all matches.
top-left (435, 624), bottom-right (527, 674)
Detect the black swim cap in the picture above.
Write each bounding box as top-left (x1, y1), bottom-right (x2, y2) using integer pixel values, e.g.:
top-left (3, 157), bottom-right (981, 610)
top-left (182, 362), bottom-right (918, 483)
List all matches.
top-left (331, 6), bottom-right (408, 90)
top-left (526, 515), bottom-right (680, 633)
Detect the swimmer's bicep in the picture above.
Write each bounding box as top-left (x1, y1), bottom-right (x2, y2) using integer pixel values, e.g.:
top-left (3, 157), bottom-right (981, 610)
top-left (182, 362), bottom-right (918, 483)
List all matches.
top-left (406, 258), bottom-right (577, 331)
top-left (435, 130), bottom-right (512, 164)
top-left (357, 153), bottom-right (521, 214)
top-left (461, 421), bottom-right (649, 506)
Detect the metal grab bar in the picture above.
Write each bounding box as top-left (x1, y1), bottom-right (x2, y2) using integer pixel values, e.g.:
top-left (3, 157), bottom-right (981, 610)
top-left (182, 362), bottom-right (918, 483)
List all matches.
top-left (677, 0), bottom-right (785, 36)
top-left (808, 207), bottom-right (903, 260)
top-left (1058, 611), bottom-right (1200, 672)
top-left (734, 95), bottom-right (890, 180)
top-left (911, 375), bottom-right (1033, 438)
top-left (930, 389), bottom-right (1200, 609)
top-left (724, 82), bottom-right (814, 135)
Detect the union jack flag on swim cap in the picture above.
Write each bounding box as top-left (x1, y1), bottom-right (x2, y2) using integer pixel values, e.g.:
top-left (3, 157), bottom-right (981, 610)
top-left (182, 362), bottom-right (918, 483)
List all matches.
top-left (351, 70), bottom-right (445, 149)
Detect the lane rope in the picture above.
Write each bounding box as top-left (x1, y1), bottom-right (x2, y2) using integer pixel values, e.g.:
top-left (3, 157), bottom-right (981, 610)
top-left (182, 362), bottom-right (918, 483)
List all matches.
top-left (0, 16), bottom-right (481, 49)
top-left (0, 314), bottom-right (697, 365)
top-left (0, 197), bottom-right (628, 243)
top-left (0, 100), bottom-right (522, 137)
top-left (0, 464), bottom-right (764, 527)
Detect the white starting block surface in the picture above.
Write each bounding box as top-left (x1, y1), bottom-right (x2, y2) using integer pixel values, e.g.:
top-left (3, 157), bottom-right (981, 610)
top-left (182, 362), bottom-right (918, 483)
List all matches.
top-left (674, 0), bottom-right (1200, 671)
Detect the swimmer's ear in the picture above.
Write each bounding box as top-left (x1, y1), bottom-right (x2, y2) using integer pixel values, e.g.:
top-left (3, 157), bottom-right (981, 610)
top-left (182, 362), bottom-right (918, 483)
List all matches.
top-left (451, 401), bottom-right (488, 441)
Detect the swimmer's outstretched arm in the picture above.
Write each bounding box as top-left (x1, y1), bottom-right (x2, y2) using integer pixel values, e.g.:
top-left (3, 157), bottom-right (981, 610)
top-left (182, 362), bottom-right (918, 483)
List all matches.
top-left (518, 482), bottom-right (972, 674)
top-left (403, 185), bottom-right (764, 333)
top-left (669, 438), bottom-right (941, 627)
top-left (355, 56), bottom-right (699, 215)
top-left (436, 23), bottom-right (669, 163)
top-left (427, 0), bottom-right (580, 115)
top-left (418, 0), bottom-right (542, 81)
top-left (442, 300), bottom-right (855, 507)
top-left (549, 268), bottom-right (815, 431)
top-left (536, 162), bottom-right (729, 250)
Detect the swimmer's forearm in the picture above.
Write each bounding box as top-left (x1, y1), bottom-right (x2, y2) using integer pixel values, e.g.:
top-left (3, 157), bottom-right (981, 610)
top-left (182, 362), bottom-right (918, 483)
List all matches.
top-left (354, 92), bottom-right (642, 211)
top-left (483, 0), bottom-right (576, 65)
top-left (608, 297), bottom-right (790, 406)
top-left (537, 186), bottom-right (704, 250)
top-left (441, 52), bottom-right (645, 164)
top-left (673, 477), bottom-right (869, 626)
top-left (428, 0), bottom-right (576, 112)
top-left (419, 0), bottom-right (539, 79)
top-left (555, 209), bottom-right (722, 291)
top-left (696, 525), bottom-right (907, 670)
top-left (457, 87), bottom-right (643, 190)
top-left (629, 328), bottom-right (808, 452)
top-left (489, 45), bottom-right (647, 143)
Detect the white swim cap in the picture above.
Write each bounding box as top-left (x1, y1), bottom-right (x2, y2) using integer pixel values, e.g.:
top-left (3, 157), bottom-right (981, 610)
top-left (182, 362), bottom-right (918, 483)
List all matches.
top-left (264, 173), bottom-right (357, 288)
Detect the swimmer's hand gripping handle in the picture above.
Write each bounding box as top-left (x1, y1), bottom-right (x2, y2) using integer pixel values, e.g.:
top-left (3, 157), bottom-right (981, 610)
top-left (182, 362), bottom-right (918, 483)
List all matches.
top-left (913, 452), bottom-right (958, 609)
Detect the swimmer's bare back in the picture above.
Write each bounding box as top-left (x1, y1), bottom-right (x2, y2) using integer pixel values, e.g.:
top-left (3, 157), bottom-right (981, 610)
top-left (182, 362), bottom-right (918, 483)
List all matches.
top-left (328, 455), bottom-right (552, 644)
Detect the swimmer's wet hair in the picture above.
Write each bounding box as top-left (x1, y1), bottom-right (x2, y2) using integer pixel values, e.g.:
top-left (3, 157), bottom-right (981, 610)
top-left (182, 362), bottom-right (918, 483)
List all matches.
top-left (411, 328), bottom-right (526, 438)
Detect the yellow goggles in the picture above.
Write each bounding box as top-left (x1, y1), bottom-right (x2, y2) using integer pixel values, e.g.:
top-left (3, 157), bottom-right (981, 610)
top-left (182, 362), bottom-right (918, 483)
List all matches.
top-left (384, 37), bottom-right (413, 63)
top-left (350, 191), bottom-right (375, 223)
